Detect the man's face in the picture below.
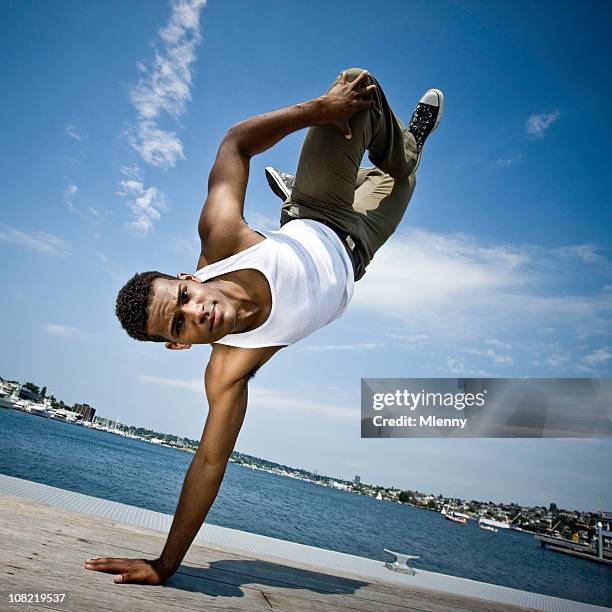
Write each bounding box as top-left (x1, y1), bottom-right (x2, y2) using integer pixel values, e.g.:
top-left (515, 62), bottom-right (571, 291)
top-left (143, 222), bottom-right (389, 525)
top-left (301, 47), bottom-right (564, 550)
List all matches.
top-left (146, 275), bottom-right (237, 348)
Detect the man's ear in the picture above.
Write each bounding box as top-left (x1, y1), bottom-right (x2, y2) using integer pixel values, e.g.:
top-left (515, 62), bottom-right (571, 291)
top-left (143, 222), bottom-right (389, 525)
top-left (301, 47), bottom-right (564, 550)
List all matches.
top-left (176, 272), bottom-right (199, 282)
top-left (165, 342), bottom-right (192, 351)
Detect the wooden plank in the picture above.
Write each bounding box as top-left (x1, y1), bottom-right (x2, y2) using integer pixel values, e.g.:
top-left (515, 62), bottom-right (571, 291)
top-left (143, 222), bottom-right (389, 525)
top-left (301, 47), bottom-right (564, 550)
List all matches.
top-left (0, 493), bottom-right (533, 612)
top-left (0, 520), bottom-right (509, 612)
top-left (0, 529), bottom-right (435, 612)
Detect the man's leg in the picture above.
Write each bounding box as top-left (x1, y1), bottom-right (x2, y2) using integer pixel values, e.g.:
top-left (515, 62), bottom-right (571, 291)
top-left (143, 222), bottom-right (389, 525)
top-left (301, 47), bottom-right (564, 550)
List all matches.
top-left (351, 166), bottom-right (417, 268)
top-left (281, 68), bottom-right (418, 262)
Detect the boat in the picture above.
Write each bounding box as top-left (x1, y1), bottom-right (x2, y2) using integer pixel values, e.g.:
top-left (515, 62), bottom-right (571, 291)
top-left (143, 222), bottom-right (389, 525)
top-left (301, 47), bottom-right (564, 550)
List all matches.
top-left (0, 384), bottom-right (22, 409)
top-left (479, 523), bottom-right (498, 533)
top-left (445, 513), bottom-right (467, 524)
top-left (479, 516), bottom-right (511, 530)
top-left (440, 484), bottom-right (470, 524)
top-left (441, 505), bottom-right (467, 524)
top-left (12, 399), bottom-right (30, 412)
top-left (0, 390), bottom-right (16, 409)
top-left (375, 492), bottom-right (383, 501)
top-left (26, 402), bottom-right (50, 418)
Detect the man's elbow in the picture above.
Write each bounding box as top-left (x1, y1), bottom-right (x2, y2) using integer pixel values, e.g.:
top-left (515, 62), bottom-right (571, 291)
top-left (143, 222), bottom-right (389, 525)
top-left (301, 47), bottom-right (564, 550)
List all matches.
top-left (204, 367), bottom-right (251, 402)
top-left (224, 124), bottom-right (253, 159)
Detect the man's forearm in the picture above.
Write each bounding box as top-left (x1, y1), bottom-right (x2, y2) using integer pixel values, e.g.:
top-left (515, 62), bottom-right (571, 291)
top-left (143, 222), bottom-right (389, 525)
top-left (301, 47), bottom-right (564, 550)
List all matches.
top-left (226, 70), bottom-right (375, 158)
top-left (158, 457), bottom-right (225, 575)
top-left (227, 96), bottom-right (326, 158)
top-left (157, 369), bottom-right (249, 577)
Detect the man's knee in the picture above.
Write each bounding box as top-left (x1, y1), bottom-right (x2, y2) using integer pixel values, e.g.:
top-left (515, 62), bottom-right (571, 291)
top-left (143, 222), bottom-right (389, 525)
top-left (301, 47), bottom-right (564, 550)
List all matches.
top-left (337, 67), bottom-right (376, 85)
top-left (341, 67), bottom-right (368, 81)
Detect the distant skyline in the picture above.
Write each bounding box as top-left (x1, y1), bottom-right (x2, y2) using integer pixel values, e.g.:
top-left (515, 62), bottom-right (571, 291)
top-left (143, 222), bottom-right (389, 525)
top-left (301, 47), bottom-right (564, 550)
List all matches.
top-left (1, 0), bottom-right (611, 511)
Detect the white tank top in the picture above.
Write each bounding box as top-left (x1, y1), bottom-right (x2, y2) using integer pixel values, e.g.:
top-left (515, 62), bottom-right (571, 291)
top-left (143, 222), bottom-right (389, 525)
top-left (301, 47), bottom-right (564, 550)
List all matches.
top-left (194, 219), bottom-right (354, 348)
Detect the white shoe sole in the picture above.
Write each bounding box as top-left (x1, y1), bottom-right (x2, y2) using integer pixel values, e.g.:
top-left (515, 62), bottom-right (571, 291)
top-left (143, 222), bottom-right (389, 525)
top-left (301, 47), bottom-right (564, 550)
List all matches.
top-left (265, 167), bottom-right (291, 200)
top-left (427, 88), bottom-right (444, 133)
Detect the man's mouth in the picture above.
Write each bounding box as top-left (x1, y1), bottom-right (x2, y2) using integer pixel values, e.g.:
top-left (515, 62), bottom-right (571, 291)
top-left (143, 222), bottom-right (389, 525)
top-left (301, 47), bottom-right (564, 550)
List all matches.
top-left (209, 304), bottom-right (216, 332)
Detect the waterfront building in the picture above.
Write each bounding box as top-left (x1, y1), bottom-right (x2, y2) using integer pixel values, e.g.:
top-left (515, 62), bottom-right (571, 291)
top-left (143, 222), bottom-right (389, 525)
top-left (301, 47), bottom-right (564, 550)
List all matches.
top-left (354, 475), bottom-right (361, 485)
top-left (73, 403), bottom-right (96, 422)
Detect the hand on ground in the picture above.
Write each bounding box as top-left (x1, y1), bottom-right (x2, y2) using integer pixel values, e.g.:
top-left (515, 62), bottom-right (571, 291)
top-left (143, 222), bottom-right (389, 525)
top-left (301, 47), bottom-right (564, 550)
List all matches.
top-left (85, 556), bottom-right (169, 585)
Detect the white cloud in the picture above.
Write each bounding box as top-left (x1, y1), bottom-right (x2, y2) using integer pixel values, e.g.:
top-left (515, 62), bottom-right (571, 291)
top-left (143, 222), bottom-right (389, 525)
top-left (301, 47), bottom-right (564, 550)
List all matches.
top-left (95, 251), bottom-right (129, 282)
top-left (44, 324), bottom-right (80, 337)
top-left (140, 374), bottom-right (202, 392)
top-left (486, 338), bottom-right (511, 349)
top-left (0, 224), bottom-right (70, 257)
top-left (118, 167), bottom-right (168, 237)
top-left (65, 124), bottom-right (83, 141)
top-left (250, 387), bottom-right (355, 421)
top-left (119, 0), bottom-right (205, 236)
top-left (447, 358), bottom-right (464, 374)
top-left (302, 343), bottom-right (383, 352)
top-left (351, 228), bottom-right (612, 345)
top-left (139, 375), bottom-right (356, 421)
top-left (127, 0), bottom-right (205, 168)
top-left (495, 155), bottom-right (521, 167)
top-left (63, 184), bottom-right (79, 213)
top-left (63, 182), bottom-right (100, 220)
top-left (544, 354), bottom-right (570, 368)
top-left (172, 236), bottom-right (200, 257)
top-left (128, 120), bottom-right (184, 168)
top-left (559, 244), bottom-right (603, 264)
top-left (581, 348), bottom-right (611, 367)
top-left (446, 358), bottom-right (492, 377)
top-left (385, 332), bottom-right (429, 345)
top-left (525, 110), bottom-right (560, 139)
top-left (464, 347), bottom-right (514, 365)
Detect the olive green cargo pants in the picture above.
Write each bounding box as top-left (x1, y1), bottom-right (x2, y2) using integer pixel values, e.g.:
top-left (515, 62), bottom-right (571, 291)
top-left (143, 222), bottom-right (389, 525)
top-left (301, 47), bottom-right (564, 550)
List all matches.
top-left (280, 67), bottom-right (418, 281)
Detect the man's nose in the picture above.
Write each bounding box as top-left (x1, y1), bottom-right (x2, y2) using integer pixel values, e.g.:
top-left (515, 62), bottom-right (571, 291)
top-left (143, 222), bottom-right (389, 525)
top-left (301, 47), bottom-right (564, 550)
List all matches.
top-left (183, 301), bottom-right (206, 324)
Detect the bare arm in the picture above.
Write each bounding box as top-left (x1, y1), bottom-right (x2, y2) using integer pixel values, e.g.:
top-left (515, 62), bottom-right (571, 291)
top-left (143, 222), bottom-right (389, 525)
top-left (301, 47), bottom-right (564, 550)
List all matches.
top-left (84, 345), bottom-right (282, 584)
top-left (197, 70), bottom-right (375, 264)
top-left (156, 364), bottom-right (248, 575)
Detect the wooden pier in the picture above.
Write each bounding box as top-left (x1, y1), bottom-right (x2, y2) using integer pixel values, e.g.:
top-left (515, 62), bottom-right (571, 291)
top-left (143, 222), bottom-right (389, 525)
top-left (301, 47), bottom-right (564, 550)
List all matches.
top-left (0, 492), bottom-right (529, 612)
top-left (535, 534), bottom-right (612, 566)
top-left (1, 476), bottom-right (607, 612)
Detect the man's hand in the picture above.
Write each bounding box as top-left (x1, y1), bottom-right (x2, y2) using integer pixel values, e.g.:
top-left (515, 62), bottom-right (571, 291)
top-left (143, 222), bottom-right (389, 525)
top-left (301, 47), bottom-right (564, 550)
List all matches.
top-left (84, 556), bottom-right (170, 585)
top-left (319, 69), bottom-right (377, 139)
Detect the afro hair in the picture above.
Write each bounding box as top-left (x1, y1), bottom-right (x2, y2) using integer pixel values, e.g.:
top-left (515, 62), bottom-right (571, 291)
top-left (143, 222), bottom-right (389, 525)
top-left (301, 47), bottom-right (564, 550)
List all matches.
top-left (115, 271), bottom-right (176, 342)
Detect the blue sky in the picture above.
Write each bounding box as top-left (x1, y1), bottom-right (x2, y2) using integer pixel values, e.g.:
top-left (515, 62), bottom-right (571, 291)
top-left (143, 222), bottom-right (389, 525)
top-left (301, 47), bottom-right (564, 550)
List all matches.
top-left (1, 0), bottom-right (611, 511)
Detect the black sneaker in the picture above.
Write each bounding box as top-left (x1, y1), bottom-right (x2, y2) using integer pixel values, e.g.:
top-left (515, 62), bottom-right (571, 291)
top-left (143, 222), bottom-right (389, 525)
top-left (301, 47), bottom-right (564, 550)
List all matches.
top-left (407, 88), bottom-right (444, 174)
top-left (265, 166), bottom-right (295, 201)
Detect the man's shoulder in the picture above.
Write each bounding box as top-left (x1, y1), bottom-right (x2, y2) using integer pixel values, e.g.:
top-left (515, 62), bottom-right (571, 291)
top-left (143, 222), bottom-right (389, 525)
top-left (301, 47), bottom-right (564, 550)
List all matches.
top-left (202, 224), bottom-right (267, 265)
top-left (207, 343), bottom-right (284, 384)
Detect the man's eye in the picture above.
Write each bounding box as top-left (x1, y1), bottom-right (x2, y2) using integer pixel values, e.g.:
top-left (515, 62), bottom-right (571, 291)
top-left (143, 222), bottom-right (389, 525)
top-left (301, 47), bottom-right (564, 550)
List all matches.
top-left (181, 287), bottom-right (188, 303)
top-left (176, 316), bottom-right (183, 335)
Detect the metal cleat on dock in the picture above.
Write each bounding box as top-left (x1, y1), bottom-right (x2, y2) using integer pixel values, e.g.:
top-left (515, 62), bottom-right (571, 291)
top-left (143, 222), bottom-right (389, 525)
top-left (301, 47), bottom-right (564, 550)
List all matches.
top-left (383, 548), bottom-right (419, 575)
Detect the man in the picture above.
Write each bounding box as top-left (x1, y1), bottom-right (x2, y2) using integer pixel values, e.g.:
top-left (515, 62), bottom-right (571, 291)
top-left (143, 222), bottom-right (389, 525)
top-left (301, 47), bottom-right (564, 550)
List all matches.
top-left (85, 68), bottom-right (443, 585)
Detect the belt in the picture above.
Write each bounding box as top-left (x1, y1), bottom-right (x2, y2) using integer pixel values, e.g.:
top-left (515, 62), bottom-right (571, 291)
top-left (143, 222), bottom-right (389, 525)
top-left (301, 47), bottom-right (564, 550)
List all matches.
top-left (315, 219), bottom-right (362, 280)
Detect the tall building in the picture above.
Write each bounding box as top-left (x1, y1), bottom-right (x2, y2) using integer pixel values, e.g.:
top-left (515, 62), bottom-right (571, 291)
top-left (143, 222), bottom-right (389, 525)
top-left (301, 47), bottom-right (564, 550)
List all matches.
top-left (354, 475), bottom-right (361, 485)
top-left (73, 403), bottom-right (96, 422)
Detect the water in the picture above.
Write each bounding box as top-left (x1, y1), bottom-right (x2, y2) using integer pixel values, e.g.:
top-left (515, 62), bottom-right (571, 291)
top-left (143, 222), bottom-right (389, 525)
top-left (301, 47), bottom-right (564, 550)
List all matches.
top-left (0, 409), bottom-right (610, 607)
